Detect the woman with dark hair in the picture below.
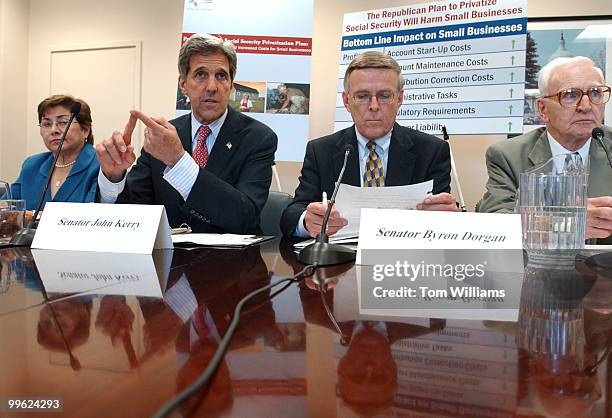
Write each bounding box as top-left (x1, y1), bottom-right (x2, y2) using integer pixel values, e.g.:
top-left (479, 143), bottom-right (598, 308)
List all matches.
top-left (1, 94), bottom-right (99, 210)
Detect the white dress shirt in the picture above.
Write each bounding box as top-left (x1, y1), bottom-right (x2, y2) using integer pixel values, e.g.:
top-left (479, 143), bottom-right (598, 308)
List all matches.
top-left (546, 131), bottom-right (591, 174)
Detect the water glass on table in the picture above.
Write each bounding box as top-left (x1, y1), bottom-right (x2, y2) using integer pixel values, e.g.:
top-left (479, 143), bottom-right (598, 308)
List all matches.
top-left (0, 199), bottom-right (26, 244)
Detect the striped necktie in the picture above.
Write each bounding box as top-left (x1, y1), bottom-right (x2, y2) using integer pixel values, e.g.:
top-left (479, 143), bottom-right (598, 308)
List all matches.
top-left (364, 140), bottom-right (385, 187)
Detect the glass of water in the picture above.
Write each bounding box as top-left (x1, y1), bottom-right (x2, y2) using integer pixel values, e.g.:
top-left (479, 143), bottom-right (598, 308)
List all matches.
top-left (518, 153), bottom-right (588, 250)
top-left (0, 199), bottom-right (26, 244)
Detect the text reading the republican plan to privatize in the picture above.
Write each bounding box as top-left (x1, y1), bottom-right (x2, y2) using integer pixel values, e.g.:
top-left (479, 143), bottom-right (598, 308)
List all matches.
top-left (345, 0), bottom-right (521, 33)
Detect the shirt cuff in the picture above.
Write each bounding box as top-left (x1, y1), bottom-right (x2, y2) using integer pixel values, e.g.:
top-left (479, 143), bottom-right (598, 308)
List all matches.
top-left (97, 169), bottom-right (126, 203)
top-left (163, 152), bottom-right (199, 201)
top-left (294, 210), bottom-right (310, 238)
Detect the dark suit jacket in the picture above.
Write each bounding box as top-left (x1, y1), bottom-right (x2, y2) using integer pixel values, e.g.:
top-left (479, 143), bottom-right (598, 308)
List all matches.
top-left (3, 144), bottom-right (98, 210)
top-left (280, 123), bottom-right (451, 237)
top-left (116, 107), bottom-right (278, 234)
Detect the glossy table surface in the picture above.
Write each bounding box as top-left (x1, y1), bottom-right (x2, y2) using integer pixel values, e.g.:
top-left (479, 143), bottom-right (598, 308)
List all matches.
top-left (1, 241), bottom-right (612, 418)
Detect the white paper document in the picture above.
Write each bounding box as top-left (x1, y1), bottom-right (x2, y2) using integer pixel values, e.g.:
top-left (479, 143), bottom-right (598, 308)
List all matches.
top-left (172, 233), bottom-right (270, 247)
top-left (295, 180), bottom-right (432, 249)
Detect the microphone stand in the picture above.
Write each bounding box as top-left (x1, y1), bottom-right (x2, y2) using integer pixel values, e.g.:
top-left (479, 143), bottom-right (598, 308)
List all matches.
top-left (10, 103), bottom-right (81, 247)
top-left (442, 126), bottom-right (467, 212)
top-left (297, 147), bottom-right (356, 266)
top-left (592, 127), bottom-right (612, 168)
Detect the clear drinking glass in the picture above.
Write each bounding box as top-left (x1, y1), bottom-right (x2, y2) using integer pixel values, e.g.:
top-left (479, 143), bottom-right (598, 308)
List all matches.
top-left (518, 153), bottom-right (588, 250)
top-left (0, 199), bottom-right (26, 244)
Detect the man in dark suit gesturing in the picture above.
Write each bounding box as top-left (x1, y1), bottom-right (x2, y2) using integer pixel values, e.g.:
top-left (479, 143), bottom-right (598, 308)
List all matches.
top-left (96, 34), bottom-right (277, 234)
top-left (281, 51), bottom-right (457, 239)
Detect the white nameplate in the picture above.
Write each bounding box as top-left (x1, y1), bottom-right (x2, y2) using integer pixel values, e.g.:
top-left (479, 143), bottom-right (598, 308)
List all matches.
top-left (358, 209), bottom-right (522, 253)
top-left (32, 202), bottom-right (173, 253)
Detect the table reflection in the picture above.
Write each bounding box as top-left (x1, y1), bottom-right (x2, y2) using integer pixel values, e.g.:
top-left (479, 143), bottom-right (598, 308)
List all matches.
top-left (0, 242), bottom-right (611, 418)
top-left (516, 250), bottom-right (611, 418)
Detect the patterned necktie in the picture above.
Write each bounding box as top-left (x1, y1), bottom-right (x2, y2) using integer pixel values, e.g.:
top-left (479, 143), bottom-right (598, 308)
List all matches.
top-left (563, 152), bottom-right (584, 173)
top-left (364, 140), bottom-right (385, 187)
top-left (193, 125), bottom-right (212, 168)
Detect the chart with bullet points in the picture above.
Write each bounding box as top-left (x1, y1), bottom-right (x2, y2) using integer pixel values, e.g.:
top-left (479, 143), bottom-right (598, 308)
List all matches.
top-left (336, 0), bottom-right (528, 135)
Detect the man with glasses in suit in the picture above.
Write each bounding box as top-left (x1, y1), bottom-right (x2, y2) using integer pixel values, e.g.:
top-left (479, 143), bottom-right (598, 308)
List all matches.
top-left (281, 51), bottom-right (458, 239)
top-left (96, 34), bottom-right (277, 234)
top-left (478, 56), bottom-right (612, 243)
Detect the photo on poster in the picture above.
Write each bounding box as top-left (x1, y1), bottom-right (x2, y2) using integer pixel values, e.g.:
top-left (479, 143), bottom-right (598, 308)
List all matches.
top-left (266, 82), bottom-right (310, 115)
top-left (523, 22), bottom-right (607, 127)
top-left (230, 81), bottom-right (266, 113)
top-left (176, 86), bottom-right (191, 111)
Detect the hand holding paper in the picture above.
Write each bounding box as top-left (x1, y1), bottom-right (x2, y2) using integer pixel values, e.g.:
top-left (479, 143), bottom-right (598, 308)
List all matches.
top-left (304, 202), bottom-right (348, 238)
top-left (416, 192), bottom-right (459, 212)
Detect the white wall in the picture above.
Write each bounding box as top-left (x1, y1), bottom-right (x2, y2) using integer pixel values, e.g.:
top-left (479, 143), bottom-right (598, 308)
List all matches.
top-left (0, 0), bottom-right (29, 182)
top-left (1, 0), bottom-right (612, 208)
top-left (25, 0), bottom-right (184, 156)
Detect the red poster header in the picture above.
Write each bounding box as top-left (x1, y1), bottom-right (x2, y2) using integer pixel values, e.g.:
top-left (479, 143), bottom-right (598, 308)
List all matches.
top-left (182, 33), bottom-right (312, 56)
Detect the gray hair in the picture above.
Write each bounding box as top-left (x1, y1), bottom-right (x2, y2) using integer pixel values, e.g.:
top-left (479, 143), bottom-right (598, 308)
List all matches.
top-left (343, 51), bottom-right (404, 93)
top-left (538, 56), bottom-right (604, 95)
top-left (178, 33), bottom-right (237, 81)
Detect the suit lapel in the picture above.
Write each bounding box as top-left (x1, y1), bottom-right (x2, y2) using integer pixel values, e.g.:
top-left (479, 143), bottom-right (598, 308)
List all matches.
top-left (205, 107), bottom-right (242, 176)
top-left (332, 127), bottom-right (360, 186)
top-left (588, 131), bottom-right (612, 196)
top-left (527, 129), bottom-right (553, 169)
top-left (385, 124), bottom-right (415, 186)
top-left (176, 113), bottom-right (193, 156)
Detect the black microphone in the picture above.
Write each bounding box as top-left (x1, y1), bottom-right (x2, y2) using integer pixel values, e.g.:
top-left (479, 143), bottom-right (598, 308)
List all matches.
top-left (318, 144), bottom-right (354, 243)
top-left (592, 127), bottom-right (612, 168)
top-left (10, 102), bottom-right (82, 247)
top-left (297, 144), bottom-right (356, 266)
top-left (441, 126), bottom-right (467, 212)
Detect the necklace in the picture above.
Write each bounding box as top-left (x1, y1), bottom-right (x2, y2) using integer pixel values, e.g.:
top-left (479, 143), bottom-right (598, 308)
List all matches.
top-left (55, 160), bottom-right (76, 168)
top-left (55, 179), bottom-right (64, 188)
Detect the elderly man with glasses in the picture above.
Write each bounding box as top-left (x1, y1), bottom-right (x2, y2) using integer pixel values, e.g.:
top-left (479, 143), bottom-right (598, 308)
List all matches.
top-left (478, 56), bottom-right (612, 243)
top-left (281, 51), bottom-right (457, 239)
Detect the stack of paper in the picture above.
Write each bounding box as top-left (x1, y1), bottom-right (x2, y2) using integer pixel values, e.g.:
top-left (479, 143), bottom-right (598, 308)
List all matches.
top-left (172, 233), bottom-right (272, 248)
top-left (294, 180), bottom-right (432, 249)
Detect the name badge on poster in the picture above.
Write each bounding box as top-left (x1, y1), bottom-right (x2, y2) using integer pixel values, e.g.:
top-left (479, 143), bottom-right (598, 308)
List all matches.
top-left (32, 202), bottom-right (173, 253)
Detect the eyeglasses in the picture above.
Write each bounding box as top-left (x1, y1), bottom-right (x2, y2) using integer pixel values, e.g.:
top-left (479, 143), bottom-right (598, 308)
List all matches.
top-left (351, 91), bottom-right (396, 105)
top-left (39, 118), bottom-right (72, 130)
top-left (542, 86), bottom-right (611, 107)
